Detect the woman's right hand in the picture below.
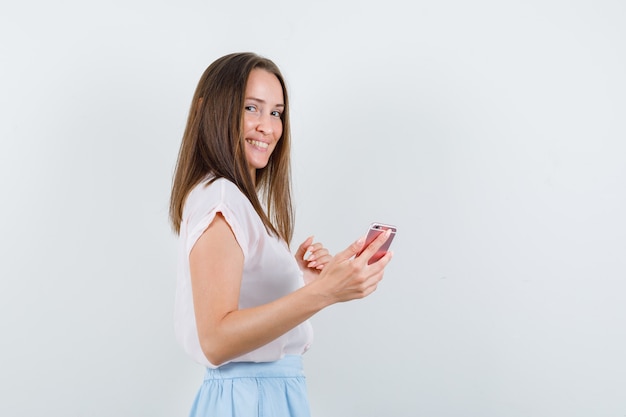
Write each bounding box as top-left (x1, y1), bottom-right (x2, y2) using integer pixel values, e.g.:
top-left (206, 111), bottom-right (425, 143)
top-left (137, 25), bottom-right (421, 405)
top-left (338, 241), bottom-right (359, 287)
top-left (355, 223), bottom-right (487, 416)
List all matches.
top-left (310, 229), bottom-right (393, 304)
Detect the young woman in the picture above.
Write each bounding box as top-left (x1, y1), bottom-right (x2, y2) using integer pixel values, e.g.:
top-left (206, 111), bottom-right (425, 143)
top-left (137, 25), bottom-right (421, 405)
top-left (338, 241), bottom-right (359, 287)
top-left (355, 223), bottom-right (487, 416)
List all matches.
top-left (170, 52), bottom-right (393, 417)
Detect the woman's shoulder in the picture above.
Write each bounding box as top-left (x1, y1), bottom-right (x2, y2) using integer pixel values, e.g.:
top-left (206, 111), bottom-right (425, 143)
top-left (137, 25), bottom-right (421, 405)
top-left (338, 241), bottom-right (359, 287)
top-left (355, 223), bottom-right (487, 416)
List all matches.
top-left (183, 176), bottom-right (263, 254)
top-left (186, 176), bottom-right (251, 212)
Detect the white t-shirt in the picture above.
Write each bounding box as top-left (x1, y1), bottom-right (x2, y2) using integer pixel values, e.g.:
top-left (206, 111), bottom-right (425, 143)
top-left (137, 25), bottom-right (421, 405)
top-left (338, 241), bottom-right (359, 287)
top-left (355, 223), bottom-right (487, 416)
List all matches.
top-left (174, 177), bottom-right (313, 368)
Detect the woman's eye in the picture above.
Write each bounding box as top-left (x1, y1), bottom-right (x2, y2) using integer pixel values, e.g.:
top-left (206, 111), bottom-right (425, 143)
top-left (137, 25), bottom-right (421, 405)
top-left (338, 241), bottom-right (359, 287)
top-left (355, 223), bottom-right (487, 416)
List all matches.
top-left (270, 110), bottom-right (282, 118)
top-left (245, 105), bottom-right (257, 112)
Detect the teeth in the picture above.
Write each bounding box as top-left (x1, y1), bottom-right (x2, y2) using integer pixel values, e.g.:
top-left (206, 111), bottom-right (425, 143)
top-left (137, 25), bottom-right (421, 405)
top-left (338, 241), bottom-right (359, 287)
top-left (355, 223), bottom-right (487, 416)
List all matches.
top-left (246, 139), bottom-right (269, 149)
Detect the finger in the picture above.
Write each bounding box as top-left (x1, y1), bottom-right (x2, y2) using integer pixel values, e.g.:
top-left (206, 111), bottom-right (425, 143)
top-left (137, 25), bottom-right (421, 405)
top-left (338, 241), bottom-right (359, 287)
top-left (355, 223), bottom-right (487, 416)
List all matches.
top-left (295, 236), bottom-right (314, 260)
top-left (313, 252), bottom-right (331, 264)
top-left (307, 247), bottom-right (329, 261)
top-left (362, 266), bottom-right (386, 288)
top-left (356, 229), bottom-right (391, 263)
top-left (334, 236), bottom-right (366, 262)
top-left (309, 252), bottom-right (331, 269)
top-left (361, 273), bottom-right (384, 297)
top-left (346, 270), bottom-right (384, 299)
top-left (365, 250), bottom-right (393, 272)
top-left (305, 243), bottom-right (323, 260)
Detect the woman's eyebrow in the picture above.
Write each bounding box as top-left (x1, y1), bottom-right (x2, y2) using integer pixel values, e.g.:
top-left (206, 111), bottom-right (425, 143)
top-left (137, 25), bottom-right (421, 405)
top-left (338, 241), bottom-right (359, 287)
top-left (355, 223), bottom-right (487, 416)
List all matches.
top-left (245, 97), bottom-right (284, 107)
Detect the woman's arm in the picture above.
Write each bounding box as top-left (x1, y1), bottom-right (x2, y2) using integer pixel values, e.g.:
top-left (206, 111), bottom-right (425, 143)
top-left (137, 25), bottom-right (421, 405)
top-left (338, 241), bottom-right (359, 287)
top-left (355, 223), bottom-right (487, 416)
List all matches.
top-left (190, 213), bottom-right (392, 366)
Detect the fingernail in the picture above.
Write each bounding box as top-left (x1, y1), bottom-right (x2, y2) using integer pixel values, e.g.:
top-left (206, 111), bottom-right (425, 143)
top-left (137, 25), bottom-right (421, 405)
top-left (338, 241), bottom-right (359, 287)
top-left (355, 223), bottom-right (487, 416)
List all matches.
top-left (308, 261), bottom-right (317, 268)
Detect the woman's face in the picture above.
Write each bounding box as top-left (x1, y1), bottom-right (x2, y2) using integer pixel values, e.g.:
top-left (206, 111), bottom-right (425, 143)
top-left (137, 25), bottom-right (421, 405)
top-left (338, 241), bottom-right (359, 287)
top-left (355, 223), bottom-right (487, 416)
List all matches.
top-left (242, 68), bottom-right (284, 182)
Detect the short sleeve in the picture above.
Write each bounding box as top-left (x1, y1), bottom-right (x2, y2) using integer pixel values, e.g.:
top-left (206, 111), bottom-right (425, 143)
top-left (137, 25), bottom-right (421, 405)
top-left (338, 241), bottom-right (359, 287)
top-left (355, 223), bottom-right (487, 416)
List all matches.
top-left (183, 179), bottom-right (260, 261)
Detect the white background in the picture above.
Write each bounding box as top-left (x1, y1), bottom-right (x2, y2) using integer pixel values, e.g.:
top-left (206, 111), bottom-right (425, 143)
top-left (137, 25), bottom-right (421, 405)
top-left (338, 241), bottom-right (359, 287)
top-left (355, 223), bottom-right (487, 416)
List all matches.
top-left (1, 1), bottom-right (625, 416)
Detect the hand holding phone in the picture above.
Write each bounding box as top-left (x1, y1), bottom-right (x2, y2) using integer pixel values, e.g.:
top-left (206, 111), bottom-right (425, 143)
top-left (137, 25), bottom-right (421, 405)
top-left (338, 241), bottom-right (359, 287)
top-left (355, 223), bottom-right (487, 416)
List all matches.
top-left (357, 222), bottom-right (397, 265)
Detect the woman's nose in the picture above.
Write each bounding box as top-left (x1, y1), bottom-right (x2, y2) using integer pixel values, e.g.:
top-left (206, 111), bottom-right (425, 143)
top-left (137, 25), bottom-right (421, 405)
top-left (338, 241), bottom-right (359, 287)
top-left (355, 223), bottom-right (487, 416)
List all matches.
top-left (256, 114), bottom-right (273, 135)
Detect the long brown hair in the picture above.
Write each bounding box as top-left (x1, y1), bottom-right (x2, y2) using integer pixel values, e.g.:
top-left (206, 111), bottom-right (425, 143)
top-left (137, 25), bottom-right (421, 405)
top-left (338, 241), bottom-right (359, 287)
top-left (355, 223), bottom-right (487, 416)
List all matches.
top-left (169, 52), bottom-right (294, 244)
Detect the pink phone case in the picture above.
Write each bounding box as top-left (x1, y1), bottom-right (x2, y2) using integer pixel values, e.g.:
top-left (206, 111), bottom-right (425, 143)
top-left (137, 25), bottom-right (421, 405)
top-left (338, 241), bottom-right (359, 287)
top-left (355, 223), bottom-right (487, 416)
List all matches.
top-left (358, 222), bottom-right (397, 264)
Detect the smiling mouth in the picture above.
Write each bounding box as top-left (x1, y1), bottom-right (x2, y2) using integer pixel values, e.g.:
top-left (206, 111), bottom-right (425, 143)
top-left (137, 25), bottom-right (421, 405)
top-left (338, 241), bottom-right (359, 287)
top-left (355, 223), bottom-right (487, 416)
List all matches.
top-left (246, 139), bottom-right (269, 149)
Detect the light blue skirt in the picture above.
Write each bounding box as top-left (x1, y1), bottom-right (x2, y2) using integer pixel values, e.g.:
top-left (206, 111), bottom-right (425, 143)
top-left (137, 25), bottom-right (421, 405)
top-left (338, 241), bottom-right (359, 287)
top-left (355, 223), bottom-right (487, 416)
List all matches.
top-left (188, 355), bottom-right (311, 417)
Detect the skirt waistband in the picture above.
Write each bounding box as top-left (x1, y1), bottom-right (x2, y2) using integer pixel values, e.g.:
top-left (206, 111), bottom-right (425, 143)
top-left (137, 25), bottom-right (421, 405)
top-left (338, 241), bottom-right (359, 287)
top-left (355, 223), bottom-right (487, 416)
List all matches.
top-left (204, 355), bottom-right (304, 380)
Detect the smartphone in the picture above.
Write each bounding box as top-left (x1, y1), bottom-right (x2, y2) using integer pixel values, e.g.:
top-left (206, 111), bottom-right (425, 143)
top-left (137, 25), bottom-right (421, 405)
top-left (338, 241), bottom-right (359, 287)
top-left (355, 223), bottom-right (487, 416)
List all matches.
top-left (357, 222), bottom-right (397, 264)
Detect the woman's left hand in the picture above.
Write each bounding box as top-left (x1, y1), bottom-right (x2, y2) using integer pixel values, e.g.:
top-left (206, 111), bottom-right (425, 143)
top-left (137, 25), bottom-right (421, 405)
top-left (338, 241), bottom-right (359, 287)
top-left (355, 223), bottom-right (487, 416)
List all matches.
top-left (294, 236), bottom-right (333, 284)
